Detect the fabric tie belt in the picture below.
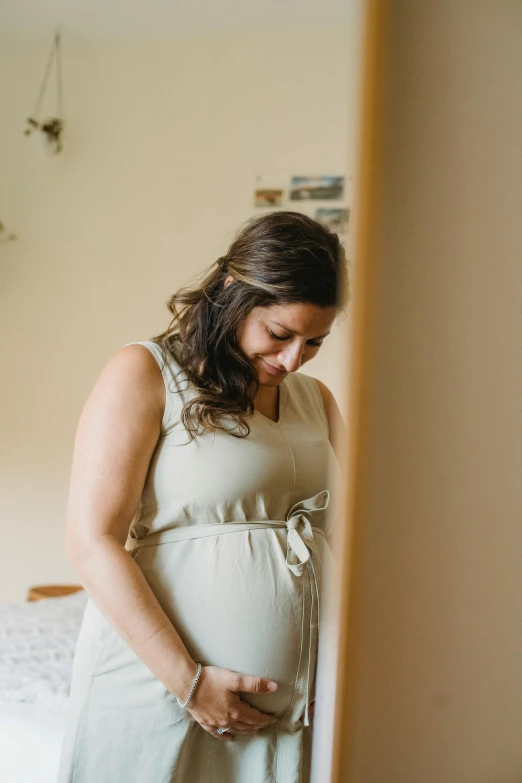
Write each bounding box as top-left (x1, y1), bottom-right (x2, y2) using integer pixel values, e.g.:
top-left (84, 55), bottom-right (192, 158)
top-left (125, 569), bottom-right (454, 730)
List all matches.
top-left (126, 490), bottom-right (330, 727)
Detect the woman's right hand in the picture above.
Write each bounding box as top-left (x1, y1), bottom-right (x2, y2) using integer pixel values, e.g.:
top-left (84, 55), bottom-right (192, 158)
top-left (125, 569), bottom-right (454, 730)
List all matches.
top-left (186, 666), bottom-right (279, 739)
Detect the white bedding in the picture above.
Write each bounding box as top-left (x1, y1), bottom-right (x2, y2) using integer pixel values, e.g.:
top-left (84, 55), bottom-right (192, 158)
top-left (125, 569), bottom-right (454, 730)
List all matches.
top-left (0, 702), bottom-right (67, 783)
top-left (0, 591), bottom-right (88, 783)
top-left (0, 590), bottom-right (88, 709)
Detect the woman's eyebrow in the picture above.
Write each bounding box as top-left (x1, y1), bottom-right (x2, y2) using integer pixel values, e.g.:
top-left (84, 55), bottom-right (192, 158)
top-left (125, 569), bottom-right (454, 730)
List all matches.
top-left (269, 319), bottom-right (331, 339)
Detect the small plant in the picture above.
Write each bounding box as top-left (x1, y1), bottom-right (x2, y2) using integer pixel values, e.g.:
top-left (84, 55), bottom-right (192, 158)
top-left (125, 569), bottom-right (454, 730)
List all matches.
top-left (24, 116), bottom-right (64, 154)
top-left (24, 26), bottom-right (64, 155)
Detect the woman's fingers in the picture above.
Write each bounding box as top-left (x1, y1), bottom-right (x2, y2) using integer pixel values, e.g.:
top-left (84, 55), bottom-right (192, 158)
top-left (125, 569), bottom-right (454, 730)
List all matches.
top-left (232, 673), bottom-right (278, 696)
top-left (224, 671), bottom-right (278, 726)
top-left (199, 723), bottom-right (233, 740)
top-left (199, 722), bottom-right (265, 737)
top-left (235, 701), bottom-right (277, 726)
top-left (187, 667), bottom-right (279, 735)
top-left (232, 720), bottom-right (265, 733)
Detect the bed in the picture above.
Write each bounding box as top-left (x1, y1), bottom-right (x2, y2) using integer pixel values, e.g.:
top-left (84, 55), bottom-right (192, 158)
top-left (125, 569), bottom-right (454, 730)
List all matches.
top-left (0, 589), bottom-right (88, 783)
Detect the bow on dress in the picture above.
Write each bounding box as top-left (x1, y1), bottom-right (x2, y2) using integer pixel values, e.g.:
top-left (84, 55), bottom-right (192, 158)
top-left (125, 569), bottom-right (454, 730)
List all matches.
top-left (282, 490), bottom-right (330, 726)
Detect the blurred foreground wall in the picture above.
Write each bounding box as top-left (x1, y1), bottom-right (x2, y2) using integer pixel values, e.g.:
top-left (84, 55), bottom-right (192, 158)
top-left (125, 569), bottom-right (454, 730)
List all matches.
top-left (339, 3), bottom-right (522, 782)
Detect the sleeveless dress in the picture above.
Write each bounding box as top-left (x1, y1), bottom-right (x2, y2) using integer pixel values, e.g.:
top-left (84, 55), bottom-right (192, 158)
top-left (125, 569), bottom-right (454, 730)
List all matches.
top-left (57, 340), bottom-right (336, 783)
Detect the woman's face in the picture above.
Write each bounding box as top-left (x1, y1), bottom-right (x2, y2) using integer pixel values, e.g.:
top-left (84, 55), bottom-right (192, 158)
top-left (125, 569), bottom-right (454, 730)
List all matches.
top-left (235, 302), bottom-right (337, 387)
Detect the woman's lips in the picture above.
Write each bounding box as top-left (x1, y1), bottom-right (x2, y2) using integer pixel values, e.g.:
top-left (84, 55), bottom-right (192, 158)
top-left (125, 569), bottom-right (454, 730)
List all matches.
top-left (261, 358), bottom-right (287, 376)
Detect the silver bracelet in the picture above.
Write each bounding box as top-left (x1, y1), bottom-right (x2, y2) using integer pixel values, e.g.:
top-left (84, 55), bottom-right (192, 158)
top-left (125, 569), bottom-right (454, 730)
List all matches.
top-left (175, 663), bottom-right (202, 708)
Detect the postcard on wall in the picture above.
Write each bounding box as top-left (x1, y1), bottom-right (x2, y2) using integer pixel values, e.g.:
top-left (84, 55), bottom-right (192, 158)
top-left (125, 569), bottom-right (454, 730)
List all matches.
top-left (316, 207), bottom-right (350, 235)
top-left (289, 176), bottom-right (345, 201)
top-left (254, 189), bottom-right (284, 207)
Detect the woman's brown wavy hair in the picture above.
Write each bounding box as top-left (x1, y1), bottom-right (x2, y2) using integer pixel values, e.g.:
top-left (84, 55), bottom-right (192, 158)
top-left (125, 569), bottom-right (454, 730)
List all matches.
top-left (154, 211), bottom-right (349, 439)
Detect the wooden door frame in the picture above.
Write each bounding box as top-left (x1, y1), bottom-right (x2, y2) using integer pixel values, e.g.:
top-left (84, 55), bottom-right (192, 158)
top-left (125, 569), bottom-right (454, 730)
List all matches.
top-left (329, 2), bottom-right (389, 780)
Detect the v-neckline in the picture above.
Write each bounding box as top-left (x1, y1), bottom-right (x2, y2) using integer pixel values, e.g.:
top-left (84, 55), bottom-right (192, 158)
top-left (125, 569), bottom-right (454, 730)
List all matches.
top-left (253, 382), bottom-right (287, 427)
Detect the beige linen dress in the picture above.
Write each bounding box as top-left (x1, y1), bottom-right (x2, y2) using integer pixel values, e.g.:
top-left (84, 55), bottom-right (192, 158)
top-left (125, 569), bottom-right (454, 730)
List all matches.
top-left (57, 340), bottom-right (335, 783)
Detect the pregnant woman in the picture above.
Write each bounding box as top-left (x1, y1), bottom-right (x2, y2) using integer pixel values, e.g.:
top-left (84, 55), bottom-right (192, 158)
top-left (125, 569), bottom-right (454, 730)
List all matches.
top-left (57, 211), bottom-right (348, 783)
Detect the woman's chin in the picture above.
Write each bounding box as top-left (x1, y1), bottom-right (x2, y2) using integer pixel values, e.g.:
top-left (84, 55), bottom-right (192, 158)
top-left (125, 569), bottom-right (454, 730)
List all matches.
top-left (259, 376), bottom-right (283, 388)
top-left (257, 368), bottom-right (286, 386)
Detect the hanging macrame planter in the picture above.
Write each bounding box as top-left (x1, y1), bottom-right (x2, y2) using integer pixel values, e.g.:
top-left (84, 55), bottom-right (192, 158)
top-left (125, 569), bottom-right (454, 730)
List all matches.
top-left (24, 27), bottom-right (65, 154)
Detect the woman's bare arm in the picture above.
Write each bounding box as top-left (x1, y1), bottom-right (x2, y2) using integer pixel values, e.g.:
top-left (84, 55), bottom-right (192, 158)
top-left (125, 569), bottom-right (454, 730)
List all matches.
top-left (65, 344), bottom-right (199, 698)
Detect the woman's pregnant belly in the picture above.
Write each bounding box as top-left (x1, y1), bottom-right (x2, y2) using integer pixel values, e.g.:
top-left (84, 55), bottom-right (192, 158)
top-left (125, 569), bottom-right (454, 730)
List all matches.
top-left (131, 527), bottom-right (318, 722)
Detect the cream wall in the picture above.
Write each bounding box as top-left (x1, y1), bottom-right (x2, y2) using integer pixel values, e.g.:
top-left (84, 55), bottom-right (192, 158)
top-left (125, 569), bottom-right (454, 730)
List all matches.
top-left (0, 27), bottom-right (358, 602)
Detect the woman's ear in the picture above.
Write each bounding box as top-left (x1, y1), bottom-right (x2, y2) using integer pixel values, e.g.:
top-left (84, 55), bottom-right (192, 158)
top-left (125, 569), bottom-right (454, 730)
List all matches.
top-left (224, 275), bottom-right (235, 289)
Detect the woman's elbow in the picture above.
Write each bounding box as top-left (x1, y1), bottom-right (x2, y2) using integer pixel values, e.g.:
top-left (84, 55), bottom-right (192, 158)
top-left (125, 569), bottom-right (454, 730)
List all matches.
top-left (64, 525), bottom-right (102, 571)
top-left (65, 524), bottom-right (126, 571)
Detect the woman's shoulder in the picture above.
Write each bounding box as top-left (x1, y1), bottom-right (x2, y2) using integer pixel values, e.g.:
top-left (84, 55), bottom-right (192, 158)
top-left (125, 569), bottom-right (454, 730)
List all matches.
top-left (109, 341), bottom-right (188, 435)
top-left (84, 344), bottom-right (165, 435)
top-left (105, 342), bottom-right (165, 382)
top-left (290, 372), bottom-right (337, 412)
top-left (306, 376), bottom-right (346, 453)
top-left (310, 376), bottom-right (335, 411)
top-left (120, 340), bottom-right (191, 391)
top-left (123, 340), bottom-right (182, 375)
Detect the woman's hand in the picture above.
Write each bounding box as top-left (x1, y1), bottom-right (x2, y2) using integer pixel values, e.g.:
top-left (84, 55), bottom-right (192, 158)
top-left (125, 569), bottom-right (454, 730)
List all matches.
top-left (186, 666), bottom-right (279, 740)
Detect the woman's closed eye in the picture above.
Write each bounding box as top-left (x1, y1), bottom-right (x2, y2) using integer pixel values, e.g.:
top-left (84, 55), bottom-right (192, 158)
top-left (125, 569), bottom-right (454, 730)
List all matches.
top-left (268, 329), bottom-right (290, 341)
top-left (267, 329), bottom-right (324, 348)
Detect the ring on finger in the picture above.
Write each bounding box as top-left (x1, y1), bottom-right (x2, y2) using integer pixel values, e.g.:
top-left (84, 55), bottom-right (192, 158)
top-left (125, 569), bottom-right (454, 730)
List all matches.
top-left (216, 726), bottom-right (232, 735)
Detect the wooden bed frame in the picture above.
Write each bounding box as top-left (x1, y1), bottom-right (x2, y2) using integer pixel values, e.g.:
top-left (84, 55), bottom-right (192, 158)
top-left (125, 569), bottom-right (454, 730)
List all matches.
top-left (27, 584), bottom-right (84, 602)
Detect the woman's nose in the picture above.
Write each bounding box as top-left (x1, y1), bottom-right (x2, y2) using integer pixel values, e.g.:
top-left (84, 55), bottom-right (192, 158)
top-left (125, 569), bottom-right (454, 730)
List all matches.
top-left (279, 344), bottom-right (304, 373)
